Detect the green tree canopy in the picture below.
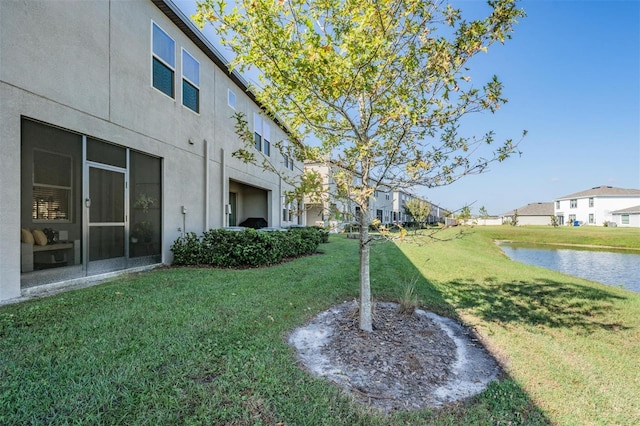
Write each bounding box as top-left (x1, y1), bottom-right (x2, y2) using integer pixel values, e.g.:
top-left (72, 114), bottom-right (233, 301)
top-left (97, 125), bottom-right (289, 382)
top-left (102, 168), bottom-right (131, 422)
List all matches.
top-left (404, 198), bottom-right (432, 225)
top-left (195, 0), bottom-right (525, 331)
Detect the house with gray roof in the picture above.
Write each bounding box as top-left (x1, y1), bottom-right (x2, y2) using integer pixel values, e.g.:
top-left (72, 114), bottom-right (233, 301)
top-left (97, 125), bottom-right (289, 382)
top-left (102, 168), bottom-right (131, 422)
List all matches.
top-left (502, 202), bottom-right (554, 226)
top-left (554, 186), bottom-right (640, 226)
top-left (611, 205), bottom-right (640, 228)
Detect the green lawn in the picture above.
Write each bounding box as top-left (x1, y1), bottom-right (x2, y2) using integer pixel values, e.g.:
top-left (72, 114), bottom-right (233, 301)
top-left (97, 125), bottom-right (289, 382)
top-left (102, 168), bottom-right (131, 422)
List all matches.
top-left (1, 227), bottom-right (638, 425)
top-left (475, 224), bottom-right (640, 249)
top-left (401, 226), bottom-right (640, 425)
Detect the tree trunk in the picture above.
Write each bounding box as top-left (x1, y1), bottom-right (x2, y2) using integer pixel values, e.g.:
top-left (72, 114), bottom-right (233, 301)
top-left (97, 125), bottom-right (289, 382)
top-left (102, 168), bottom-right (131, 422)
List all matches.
top-left (358, 211), bottom-right (373, 332)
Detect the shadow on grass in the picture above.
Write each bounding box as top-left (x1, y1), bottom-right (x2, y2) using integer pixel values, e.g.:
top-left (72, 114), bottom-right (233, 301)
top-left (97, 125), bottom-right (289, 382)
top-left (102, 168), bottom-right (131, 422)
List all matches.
top-left (441, 277), bottom-right (629, 333)
top-left (368, 240), bottom-right (553, 424)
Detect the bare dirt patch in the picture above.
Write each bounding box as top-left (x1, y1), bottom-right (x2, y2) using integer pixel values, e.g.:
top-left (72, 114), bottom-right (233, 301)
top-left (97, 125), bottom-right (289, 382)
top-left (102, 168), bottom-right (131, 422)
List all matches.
top-left (289, 301), bottom-right (501, 414)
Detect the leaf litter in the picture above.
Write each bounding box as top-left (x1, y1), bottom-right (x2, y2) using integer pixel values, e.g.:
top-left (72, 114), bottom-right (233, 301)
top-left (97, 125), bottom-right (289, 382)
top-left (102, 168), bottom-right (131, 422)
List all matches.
top-left (289, 301), bottom-right (502, 414)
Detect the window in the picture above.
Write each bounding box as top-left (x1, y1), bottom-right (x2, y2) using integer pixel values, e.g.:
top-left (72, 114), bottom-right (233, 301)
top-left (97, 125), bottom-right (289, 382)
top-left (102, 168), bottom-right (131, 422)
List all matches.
top-left (622, 214), bottom-right (630, 225)
top-left (182, 49), bottom-right (199, 112)
top-left (253, 114), bottom-right (271, 156)
top-left (589, 197), bottom-right (594, 208)
top-left (283, 154), bottom-right (289, 168)
top-left (555, 201), bottom-right (560, 209)
top-left (569, 214), bottom-right (576, 222)
top-left (589, 213), bottom-right (594, 224)
top-left (228, 89), bottom-right (236, 109)
top-left (570, 199), bottom-right (577, 208)
top-left (253, 113), bottom-right (262, 151)
top-left (263, 123), bottom-right (271, 157)
top-left (152, 22), bottom-right (175, 98)
top-left (32, 150), bottom-right (72, 222)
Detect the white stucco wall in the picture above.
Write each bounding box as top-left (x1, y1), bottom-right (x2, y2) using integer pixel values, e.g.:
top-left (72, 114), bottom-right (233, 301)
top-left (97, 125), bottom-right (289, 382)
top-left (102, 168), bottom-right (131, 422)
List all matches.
top-left (613, 213), bottom-right (640, 228)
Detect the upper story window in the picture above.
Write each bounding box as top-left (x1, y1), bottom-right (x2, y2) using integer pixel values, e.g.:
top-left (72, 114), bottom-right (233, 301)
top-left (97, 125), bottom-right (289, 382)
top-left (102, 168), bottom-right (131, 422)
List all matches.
top-left (588, 197), bottom-right (594, 208)
top-left (263, 123), bottom-right (271, 156)
top-left (253, 113), bottom-right (271, 156)
top-left (253, 113), bottom-right (262, 151)
top-left (555, 201), bottom-right (560, 209)
top-left (570, 199), bottom-right (577, 208)
top-left (152, 22), bottom-right (175, 98)
top-left (182, 49), bottom-right (200, 113)
top-left (228, 89), bottom-right (236, 109)
top-left (283, 148), bottom-right (294, 170)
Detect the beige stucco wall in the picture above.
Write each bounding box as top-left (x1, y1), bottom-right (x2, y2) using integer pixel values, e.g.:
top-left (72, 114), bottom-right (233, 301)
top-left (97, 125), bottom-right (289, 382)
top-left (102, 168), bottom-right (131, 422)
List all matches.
top-left (0, 0), bottom-right (298, 302)
top-left (518, 216), bottom-right (552, 226)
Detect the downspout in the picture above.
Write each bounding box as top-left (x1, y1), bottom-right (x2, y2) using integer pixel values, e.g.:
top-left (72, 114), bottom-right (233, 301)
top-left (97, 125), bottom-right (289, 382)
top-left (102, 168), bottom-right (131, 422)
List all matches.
top-left (279, 175), bottom-right (283, 228)
top-left (204, 139), bottom-right (210, 231)
top-left (221, 147), bottom-right (227, 227)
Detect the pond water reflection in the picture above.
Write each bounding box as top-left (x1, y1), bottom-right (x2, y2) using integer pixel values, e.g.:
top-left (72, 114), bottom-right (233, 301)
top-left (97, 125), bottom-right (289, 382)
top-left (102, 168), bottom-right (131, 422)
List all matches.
top-left (499, 243), bottom-right (640, 294)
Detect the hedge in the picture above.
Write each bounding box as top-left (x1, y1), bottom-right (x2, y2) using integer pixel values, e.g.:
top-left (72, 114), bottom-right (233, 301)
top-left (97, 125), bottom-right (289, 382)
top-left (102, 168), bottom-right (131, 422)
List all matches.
top-left (170, 227), bottom-right (325, 267)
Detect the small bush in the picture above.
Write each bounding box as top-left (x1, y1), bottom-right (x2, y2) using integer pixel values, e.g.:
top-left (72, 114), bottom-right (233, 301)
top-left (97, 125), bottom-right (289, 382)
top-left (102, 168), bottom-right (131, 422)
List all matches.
top-left (170, 227), bottom-right (324, 267)
top-left (170, 232), bottom-right (203, 265)
top-left (310, 226), bottom-right (330, 243)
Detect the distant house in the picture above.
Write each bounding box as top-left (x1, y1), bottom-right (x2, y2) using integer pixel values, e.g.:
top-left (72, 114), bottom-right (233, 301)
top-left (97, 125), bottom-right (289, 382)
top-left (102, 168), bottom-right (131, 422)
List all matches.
top-left (502, 202), bottom-right (554, 226)
top-left (611, 205), bottom-right (640, 228)
top-left (303, 161), bottom-right (450, 229)
top-left (554, 186), bottom-right (640, 226)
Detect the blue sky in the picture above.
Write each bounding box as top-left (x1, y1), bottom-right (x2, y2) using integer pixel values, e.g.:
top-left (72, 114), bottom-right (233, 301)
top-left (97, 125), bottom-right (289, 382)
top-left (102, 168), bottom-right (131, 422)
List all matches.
top-left (425, 0), bottom-right (640, 215)
top-left (177, 0), bottom-right (639, 215)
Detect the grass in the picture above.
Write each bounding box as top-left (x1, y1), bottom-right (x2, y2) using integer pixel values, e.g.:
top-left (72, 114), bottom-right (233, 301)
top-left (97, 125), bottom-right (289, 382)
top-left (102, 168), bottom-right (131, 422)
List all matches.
top-left (475, 224), bottom-right (640, 250)
top-left (1, 226), bottom-right (638, 424)
top-left (400, 226), bottom-right (640, 425)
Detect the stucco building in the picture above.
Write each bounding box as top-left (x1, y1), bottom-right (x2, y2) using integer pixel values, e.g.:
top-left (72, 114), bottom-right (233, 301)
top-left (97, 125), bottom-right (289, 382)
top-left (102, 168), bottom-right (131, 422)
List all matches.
top-left (554, 186), bottom-right (640, 226)
top-left (502, 202), bottom-right (554, 226)
top-left (1, 0), bottom-right (303, 302)
top-left (611, 205), bottom-right (640, 227)
top-left (304, 162), bottom-right (448, 230)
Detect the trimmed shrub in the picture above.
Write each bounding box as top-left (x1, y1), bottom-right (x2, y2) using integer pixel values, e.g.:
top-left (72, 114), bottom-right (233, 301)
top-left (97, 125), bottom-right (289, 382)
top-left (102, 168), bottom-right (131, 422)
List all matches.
top-left (170, 232), bottom-right (203, 266)
top-left (170, 227), bottom-right (324, 267)
top-left (310, 226), bottom-right (330, 243)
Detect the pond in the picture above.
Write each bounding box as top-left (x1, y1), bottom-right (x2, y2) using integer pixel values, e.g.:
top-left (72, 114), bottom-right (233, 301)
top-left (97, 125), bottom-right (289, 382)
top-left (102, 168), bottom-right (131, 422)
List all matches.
top-left (498, 243), bottom-right (640, 294)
